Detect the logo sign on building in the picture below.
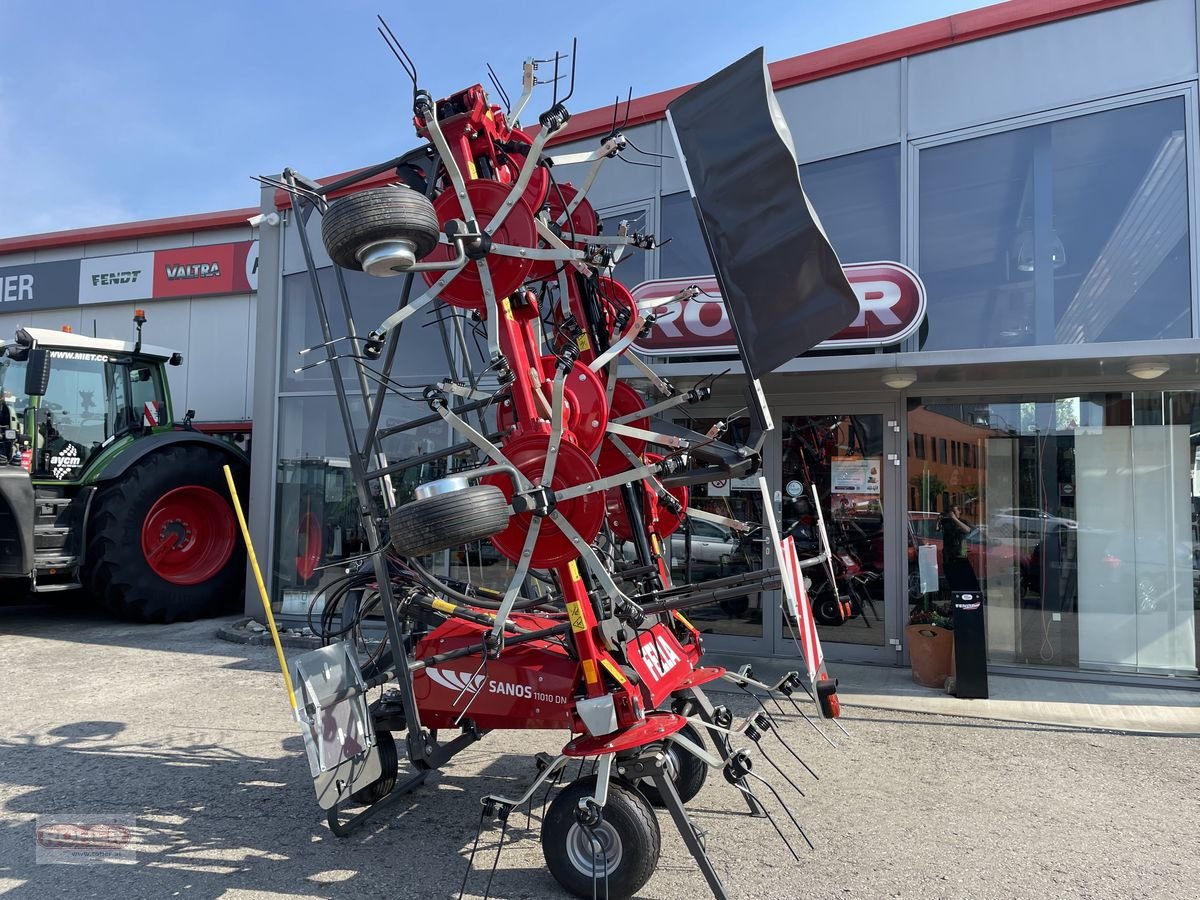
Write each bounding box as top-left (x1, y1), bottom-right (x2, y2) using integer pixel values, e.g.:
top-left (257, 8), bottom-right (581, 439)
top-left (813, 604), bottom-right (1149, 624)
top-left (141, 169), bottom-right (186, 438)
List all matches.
top-left (0, 259), bottom-right (82, 312)
top-left (79, 253), bottom-right (155, 304)
top-left (631, 261), bottom-right (927, 355)
top-left (153, 242), bottom-right (258, 299)
top-left (0, 240), bottom-right (258, 313)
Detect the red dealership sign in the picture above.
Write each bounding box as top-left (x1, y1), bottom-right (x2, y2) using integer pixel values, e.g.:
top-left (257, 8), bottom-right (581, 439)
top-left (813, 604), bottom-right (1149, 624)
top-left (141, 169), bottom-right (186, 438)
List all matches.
top-left (630, 261), bottom-right (926, 355)
top-left (152, 242), bottom-right (257, 298)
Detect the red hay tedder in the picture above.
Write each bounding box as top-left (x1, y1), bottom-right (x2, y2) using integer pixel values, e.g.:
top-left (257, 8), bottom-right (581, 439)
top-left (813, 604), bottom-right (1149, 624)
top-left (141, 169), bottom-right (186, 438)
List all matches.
top-left (254, 21), bottom-right (862, 899)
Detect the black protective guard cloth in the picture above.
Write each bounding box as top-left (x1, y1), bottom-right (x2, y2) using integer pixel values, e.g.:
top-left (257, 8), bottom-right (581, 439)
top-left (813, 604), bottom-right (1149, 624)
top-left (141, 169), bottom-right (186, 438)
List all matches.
top-left (666, 48), bottom-right (859, 379)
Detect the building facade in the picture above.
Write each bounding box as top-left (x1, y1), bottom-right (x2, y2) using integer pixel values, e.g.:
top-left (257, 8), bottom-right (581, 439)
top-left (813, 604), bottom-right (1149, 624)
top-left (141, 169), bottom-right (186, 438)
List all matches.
top-left (247, 0), bottom-right (1200, 684)
top-left (5, 0), bottom-right (1199, 687)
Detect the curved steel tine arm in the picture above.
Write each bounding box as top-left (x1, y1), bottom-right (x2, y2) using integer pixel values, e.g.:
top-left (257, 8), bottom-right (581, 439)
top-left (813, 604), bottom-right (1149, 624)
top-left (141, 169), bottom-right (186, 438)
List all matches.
top-left (399, 240), bottom-right (468, 273)
top-left (734, 780), bottom-right (799, 861)
top-left (437, 403), bottom-right (534, 491)
top-left (510, 59), bottom-right (536, 124)
top-left (685, 507), bottom-right (754, 533)
top-left (488, 515), bottom-right (542, 643)
top-left (490, 243), bottom-right (584, 261)
top-left (438, 380), bottom-right (496, 402)
top-left (744, 770), bottom-right (814, 851)
top-left (582, 754), bottom-right (613, 810)
top-left (587, 313), bottom-right (645, 372)
top-left (556, 264), bottom-right (573, 320)
top-left (582, 234), bottom-right (637, 246)
top-left (541, 368), bottom-right (568, 488)
top-left (605, 422), bottom-right (687, 449)
top-left (547, 508), bottom-right (629, 605)
top-left (545, 135), bottom-right (622, 168)
top-left (637, 285), bottom-right (698, 312)
top-left (423, 99), bottom-right (476, 224)
top-left (484, 754), bottom-right (569, 809)
top-left (535, 218), bottom-right (592, 275)
top-left (623, 351), bottom-right (673, 396)
top-left (377, 264), bottom-right (464, 334)
top-left (474, 257), bottom-right (503, 360)
top-left (607, 434), bottom-right (674, 501)
top-left (666, 729), bottom-right (725, 769)
top-left (552, 462), bottom-right (661, 503)
top-left (486, 126), bottom-right (553, 235)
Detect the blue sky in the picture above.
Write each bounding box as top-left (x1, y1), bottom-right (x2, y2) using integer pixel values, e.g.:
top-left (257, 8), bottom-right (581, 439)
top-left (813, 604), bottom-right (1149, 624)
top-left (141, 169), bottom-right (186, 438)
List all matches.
top-left (0, 0), bottom-right (991, 238)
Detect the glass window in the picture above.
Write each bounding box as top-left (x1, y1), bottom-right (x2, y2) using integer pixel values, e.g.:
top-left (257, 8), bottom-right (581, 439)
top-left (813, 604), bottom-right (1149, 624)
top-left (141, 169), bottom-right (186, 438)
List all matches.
top-left (280, 267), bottom-right (453, 393)
top-left (600, 210), bottom-right (650, 288)
top-left (658, 144), bottom-right (902, 280)
top-left (907, 392), bottom-right (1199, 677)
top-left (799, 144), bottom-right (902, 263)
top-left (918, 98), bottom-right (1191, 351)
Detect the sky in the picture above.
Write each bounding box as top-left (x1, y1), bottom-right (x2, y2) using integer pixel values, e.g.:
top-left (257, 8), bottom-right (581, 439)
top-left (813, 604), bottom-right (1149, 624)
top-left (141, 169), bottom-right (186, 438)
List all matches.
top-left (0, 0), bottom-right (993, 239)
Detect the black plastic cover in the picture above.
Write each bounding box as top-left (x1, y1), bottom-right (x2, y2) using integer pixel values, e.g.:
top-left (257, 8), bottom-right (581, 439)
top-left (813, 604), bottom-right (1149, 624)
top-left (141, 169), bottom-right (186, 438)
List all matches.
top-left (0, 468), bottom-right (34, 577)
top-left (665, 48), bottom-right (859, 379)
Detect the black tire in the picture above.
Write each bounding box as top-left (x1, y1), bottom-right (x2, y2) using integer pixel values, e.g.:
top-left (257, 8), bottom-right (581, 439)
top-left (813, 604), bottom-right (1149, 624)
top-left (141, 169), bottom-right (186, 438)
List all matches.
top-left (812, 585), bottom-right (844, 627)
top-left (388, 484), bottom-right (510, 557)
top-left (321, 186), bottom-right (440, 271)
top-left (350, 731), bottom-right (397, 805)
top-left (84, 444), bottom-right (247, 623)
top-left (637, 723), bottom-right (708, 807)
top-left (542, 776), bottom-right (660, 900)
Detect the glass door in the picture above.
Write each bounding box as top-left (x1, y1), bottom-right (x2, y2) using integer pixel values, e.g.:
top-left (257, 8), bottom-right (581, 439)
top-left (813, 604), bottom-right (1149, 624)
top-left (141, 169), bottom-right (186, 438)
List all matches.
top-left (670, 412), bottom-right (770, 654)
top-left (772, 407), bottom-right (902, 662)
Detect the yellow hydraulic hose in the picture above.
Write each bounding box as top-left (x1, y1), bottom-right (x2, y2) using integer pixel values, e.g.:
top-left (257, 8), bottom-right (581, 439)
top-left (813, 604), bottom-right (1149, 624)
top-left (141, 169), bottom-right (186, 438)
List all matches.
top-left (223, 464), bottom-right (298, 712)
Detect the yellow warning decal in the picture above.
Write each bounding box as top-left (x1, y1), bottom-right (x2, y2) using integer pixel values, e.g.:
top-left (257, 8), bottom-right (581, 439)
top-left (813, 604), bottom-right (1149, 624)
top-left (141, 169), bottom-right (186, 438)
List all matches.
top-left (576, 333), bottom-right (591, 352)
top-left (567, 560), bottom-right (582, 583)
top-left (567, 601), bottom-right (587, 633)
top-left (673, 610), bottom-right (696, 631)
top-left (432, 598), bottom-right (457, 615)
top-left (650, 534), bottom-right (661, 555)
top-left (600, 658), bottom-right (628, 684)
top-left (466, 158), bottom-right (478, 180)
top-left (582, 658), bottom-right (599, 684)
top-left (501, 298), bottom-right (515, 321)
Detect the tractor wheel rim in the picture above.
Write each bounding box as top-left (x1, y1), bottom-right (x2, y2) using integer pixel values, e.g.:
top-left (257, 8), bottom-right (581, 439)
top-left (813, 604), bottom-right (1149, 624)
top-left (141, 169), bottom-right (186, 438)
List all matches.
top-left (565, 820), bottom-right (623, 877)
top-left (141, 486), bottom-right (236, 586)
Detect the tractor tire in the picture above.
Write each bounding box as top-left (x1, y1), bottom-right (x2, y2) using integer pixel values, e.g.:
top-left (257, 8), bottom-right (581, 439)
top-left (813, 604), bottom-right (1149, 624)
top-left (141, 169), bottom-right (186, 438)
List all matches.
top-left (388, 484), bottom-right (510, 557)
top-left (636, 722), bottom-right (708, 808)
top-left (350, 730), bottom-right (398, 806)
top-left (84, 444), bottom-right (247, 623)
top-left (321, 186), bottom-right (440, 271)
top-left (543, 776), bottom-right (660, 900)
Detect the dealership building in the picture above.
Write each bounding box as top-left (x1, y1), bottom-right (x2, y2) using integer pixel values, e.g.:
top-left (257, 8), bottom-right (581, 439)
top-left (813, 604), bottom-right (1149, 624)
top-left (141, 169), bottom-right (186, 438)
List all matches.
top-left (3, 0), bottom-right (1199, 687)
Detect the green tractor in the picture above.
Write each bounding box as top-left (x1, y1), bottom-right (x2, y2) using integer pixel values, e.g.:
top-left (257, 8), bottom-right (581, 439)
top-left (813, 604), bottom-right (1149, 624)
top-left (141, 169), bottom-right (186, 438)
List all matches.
top-left (0, 313), bottom-right (249, 622)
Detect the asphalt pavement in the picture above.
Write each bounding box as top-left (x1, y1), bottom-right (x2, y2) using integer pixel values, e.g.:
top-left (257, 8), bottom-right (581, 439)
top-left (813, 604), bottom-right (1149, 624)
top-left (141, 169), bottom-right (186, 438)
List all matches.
top-left (1, 602), bottom-right (1197, 899)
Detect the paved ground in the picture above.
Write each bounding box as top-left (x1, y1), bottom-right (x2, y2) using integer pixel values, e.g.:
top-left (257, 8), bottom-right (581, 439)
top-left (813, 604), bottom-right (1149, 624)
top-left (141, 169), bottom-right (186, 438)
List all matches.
top-left (2, 602), bottom-right (1198, 900)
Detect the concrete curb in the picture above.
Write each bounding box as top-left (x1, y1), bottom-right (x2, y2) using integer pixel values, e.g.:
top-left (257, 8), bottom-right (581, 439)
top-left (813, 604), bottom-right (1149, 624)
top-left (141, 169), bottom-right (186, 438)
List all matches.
top-left (215, 617), bottom-right (322, 650)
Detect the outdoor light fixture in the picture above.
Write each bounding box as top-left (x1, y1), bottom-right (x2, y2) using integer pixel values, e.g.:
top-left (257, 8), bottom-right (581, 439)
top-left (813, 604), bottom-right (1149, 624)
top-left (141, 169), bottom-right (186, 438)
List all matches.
top-left (882, 368), bottom-right (917, 389)
top-left (1126, 358), bottom-right (1170, 380)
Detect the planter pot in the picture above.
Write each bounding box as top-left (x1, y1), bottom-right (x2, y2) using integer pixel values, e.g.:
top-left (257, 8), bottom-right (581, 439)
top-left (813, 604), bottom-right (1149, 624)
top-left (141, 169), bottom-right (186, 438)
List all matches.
top-left (906, 623), bottom-right (954, 689)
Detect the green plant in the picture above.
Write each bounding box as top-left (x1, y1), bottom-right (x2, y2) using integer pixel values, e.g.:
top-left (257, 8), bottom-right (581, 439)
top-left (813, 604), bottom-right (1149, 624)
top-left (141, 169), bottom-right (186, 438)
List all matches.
top-left (908, 599), bottom-right (953, 630)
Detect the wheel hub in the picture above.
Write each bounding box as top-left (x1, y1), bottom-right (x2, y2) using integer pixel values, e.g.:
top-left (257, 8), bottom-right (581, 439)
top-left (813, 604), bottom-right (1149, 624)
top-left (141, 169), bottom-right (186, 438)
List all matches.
top-left (565, 819), bottom-right (623, 877)
top-left (140, 485), bottom-right (236, 586)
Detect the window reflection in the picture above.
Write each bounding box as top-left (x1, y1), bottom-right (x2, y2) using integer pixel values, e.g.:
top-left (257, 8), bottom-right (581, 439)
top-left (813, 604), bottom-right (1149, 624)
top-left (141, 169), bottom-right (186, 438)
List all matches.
top-left (908, 393), bottom-right (1199, 676)
top-left (918, 98), bottom-right (1191, 350)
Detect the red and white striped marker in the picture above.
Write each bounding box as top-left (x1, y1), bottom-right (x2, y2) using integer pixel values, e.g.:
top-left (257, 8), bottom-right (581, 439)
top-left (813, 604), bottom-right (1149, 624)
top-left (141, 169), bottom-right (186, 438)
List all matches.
top-left (781, 535), bottom-right (823, 683)
top-left (143, 401), bottom-right (161, 427)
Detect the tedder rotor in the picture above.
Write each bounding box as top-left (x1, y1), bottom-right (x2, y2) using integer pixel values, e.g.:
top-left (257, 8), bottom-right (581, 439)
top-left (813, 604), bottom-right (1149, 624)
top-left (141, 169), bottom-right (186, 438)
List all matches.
top-left (257, 24), bottom-right (864, 899)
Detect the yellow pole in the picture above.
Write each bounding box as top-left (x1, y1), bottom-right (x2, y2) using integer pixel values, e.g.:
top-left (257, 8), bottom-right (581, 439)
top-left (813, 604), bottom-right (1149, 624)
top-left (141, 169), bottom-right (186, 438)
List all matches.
top-left (223, 464), bottom-right (298, 712)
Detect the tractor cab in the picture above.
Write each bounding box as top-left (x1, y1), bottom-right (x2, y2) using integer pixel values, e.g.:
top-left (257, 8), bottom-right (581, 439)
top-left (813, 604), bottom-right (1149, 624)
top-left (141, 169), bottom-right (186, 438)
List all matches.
top-left (0, 322), bottom-right (179, 481)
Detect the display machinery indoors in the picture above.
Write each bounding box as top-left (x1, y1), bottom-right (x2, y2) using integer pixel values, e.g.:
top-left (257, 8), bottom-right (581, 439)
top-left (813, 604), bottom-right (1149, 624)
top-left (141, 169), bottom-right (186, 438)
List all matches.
top-left (262, 24), bottom-right (864, 900)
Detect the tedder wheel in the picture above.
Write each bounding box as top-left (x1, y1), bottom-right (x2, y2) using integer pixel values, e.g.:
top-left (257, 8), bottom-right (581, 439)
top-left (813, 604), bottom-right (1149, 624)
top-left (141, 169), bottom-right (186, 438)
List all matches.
top-left (388, 484), bottom-right (510, 557)
top-left (84, 444), bottom-right (247, 623)
top-left (321, 185), bottom-right (440, 273)
top-left (636, 723), bottom-right (708, 808)
top-left (542, 777), bottom-right (660, 900)
top-left (350, 730), bottom-right (398, 805)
